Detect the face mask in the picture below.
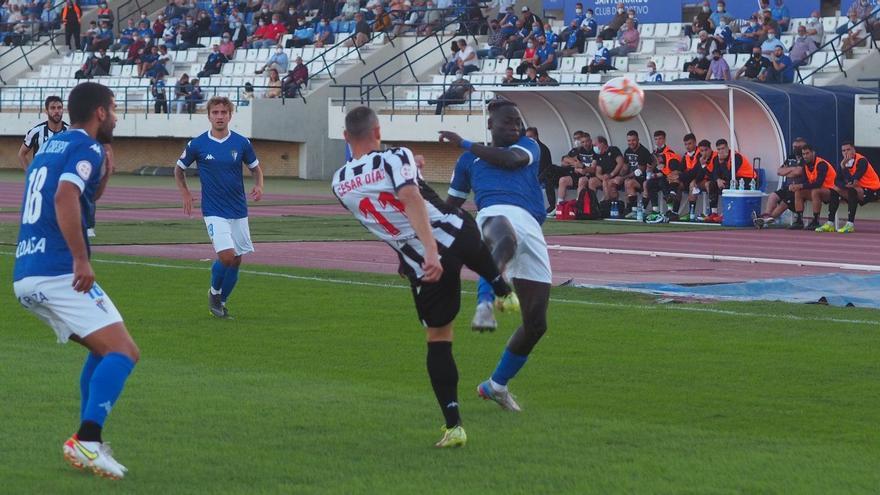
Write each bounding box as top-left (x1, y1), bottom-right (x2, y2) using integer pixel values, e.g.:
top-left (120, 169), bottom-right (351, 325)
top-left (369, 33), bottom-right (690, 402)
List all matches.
top-left (575, 8), bottom-right (582, 14)
top-left (596, 41), bottom-right (602, 48)
top-left (272, 20), bottom-right (279, 24)
top-left (699, 53), bottom-right (706, 59)
top-left (594, 146), bottom-right (601, 154)
top-left (259, 22), bottom-right (265, 26)
top-left (719, 21), bottom-right (726, 27)
top-left (141, 14), bottom-right (147, 19)
top-left (767, 33), bottom-right (775, 39)
top-left (276, 48), bottom-right (282, 53)
top-left (702, 6), bottom-right (709, 12)
top-left (749, 21), bottom-right (757, 28)
top-left (647, 66), bottom-right (655, 72)
top-left (186, 20), bottom-right (193, 25)
top-left (527, 42), bottom-right (534, 48)
top-left (628, 14), bottom-right (634, 18)
top-left (289, 10), bottom-right (294, 14)
top-left (717, 6), bottom-right (724, 12)
top-left (586, 13), bottom-right (593, 19)
top-left (713, 55), bottom-right (720, 60)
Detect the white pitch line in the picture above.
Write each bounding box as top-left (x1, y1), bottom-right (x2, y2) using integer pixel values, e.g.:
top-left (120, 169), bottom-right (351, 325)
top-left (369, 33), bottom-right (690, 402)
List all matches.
top-left (547, 245), bottom-right (880, 272)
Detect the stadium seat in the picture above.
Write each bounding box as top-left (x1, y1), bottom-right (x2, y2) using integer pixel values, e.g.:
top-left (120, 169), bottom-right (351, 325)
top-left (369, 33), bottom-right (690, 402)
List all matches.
top-left (482, 58), bottom-right (497, 73)
top-left (469, 74), bottom-right (483, 84)
top-left (559, 57), bottom-right (575, 72)
top-left (560, 72), bottom-right (575, 84)
top-left (638, 39), bottom-right (656, 55)
top-left (257, 48), bottom-right (270, 60)
top-left (640, 23), bottom-right (655, 37)
top-left (587, 73), bottom-right (601, 83)
top-left (665, 23), bottom-right (683, 37)
top-left (221, 63), bottom-right (235, 75)
top-left (807, 51), bottom-right (829, 70)
top-left (653, 23), bottom-right (668, 38)
top-left (723, 54), bottom-right (737, 69)
top-left (613, 57), bottom-right (629, 72)
top-left (574, 73), bottom-right (587, 83)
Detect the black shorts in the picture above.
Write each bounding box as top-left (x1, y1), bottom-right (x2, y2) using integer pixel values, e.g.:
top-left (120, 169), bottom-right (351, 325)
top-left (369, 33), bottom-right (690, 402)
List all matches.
top-left (408, 214), bottom-right (499, 328)
top-left (544, 166), bottom-right (580, 188)
top-left (774, 187), bottom-right (796, 209)
top-left (861, 188), bottom-right (880, 205)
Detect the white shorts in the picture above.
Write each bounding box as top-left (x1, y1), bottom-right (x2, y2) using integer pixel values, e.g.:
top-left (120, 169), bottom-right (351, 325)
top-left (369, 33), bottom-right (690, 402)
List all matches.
top-left (476, 204), bottom-right (552, 284)
top-left (204, 216), bottom-right (254, 256)
top-left (13, 274), bottom-right (123, 344)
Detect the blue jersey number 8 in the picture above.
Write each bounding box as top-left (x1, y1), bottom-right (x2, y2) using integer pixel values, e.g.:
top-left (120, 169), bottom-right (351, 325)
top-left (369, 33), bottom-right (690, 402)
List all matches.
top-left (22, 167), bottom-right (48, 225)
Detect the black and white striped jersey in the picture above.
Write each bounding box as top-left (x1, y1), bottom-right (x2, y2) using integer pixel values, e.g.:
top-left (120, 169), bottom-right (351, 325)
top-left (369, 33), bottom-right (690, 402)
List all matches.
top-left (23, 120), bottom-right (69, 155)
top-left (332, 146), bottom-right (465, 279)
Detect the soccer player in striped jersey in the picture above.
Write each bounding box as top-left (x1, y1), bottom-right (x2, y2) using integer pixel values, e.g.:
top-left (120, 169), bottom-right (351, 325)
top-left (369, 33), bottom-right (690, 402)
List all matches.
top-left (174, 96), bottom-right (264, 318)
top-left (18, 96), bottom-right (69, 169)
top-left (441, 99), bottom-right (552, 413)
top-left (332, 106), bottom-right (518, 448)
top-left (12, 83), bottom-right (139, 480)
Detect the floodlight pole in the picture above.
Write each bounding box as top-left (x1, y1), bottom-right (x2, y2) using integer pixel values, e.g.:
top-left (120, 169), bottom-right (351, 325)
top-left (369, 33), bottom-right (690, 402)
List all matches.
top-left (728, 86), bottom-right (736, 188)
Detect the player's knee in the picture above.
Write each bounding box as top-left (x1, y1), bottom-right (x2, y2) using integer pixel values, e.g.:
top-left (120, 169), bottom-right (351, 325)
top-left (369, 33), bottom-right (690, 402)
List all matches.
top-left (218, 251), bottom-right (237, 267)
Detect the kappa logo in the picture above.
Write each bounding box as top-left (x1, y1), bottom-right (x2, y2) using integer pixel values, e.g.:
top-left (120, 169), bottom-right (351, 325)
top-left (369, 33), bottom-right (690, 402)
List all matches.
top-left (90, 143), bottom-right (103, 156)
top-left (95, 298), bottom-right (109, 314)
top-left (446, 401), bottom-right (459, 409)
top-left (99, 401), bottom-right (113, 414)
top-left (205, 154), bottom-right (215, 160)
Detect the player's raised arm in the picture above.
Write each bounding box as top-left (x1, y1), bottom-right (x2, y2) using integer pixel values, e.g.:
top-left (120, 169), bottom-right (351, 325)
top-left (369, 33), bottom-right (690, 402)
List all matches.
top-left (439, 130), bottom-right (530, 171)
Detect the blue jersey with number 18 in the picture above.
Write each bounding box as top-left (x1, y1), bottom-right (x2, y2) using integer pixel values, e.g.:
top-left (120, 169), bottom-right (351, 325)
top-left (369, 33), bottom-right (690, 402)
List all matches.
top-left (13, 129), bottom-right (105, 282)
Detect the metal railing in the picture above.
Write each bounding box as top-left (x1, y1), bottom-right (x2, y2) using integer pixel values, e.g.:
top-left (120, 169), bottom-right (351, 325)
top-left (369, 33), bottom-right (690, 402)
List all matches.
top-left (298, 25), bottom-right (395, 90)
top-left (796, 6), bottom-right (879, 84)
top-left (0, 0), bottom-right (72, 84)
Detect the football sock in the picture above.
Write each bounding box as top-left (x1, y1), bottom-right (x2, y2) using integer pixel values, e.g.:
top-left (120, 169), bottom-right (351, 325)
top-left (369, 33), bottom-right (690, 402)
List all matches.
top-left (673, 198), bottom-right (682, 212)
top-left (827, 192), bottom-right (840, 221)
top-left (82, 353), bottom-right (135, 432)
top-left (220, 266), bottom-right (240, 303)
top-left (812, 213), bottom-right (820, 223)
top-left (490, 348), bottom-right (528, 387)
top-left (77, 421), bottom-right (102, 443)
top-left (79, 353), bottom-right (103, 421)
top-left (795, 211), bottom-right (803, 223)
top-left (426, 342), bottom-right (460, 429)
top-left (210, 260), bottom-right (225, 292)
top-left (847, 189), bottom-right (858, 222)
top-left (477, 277), bottom-right (496, 304)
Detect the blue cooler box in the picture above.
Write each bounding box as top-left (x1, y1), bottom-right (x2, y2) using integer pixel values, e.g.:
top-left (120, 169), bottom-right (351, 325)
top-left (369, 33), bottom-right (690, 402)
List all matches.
top-left (721, 190), bottom-right (764, 227)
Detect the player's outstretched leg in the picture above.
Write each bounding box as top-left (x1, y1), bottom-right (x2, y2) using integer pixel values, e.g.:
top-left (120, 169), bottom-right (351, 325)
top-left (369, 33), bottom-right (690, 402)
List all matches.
top-left (426, 324), bottom-right (466, 448)
top-left (469, 216), bottom-right (519, 331)
top-left (209, 249), bottom-right (241, 318)
top-left (64, 323), bottom-right (139, 480)
top-left (478, 279), bottom-right (550, 412)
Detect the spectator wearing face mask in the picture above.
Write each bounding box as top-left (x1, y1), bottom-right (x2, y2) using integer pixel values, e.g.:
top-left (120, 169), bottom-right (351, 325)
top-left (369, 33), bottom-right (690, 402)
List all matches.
top-left (645, 60), bottom-right (662, 82)
top-left (337, 0), bottom-right (360, 21)
top-left (198, 43), bottom-right (229, 78)
top-left (515, 38), bottom-right (538, 75)
top-left (283, 56), bottom-right (308, 97)
top-left (478, 19), bottom-right (505, 58)
top-left (840, 11), bottom-right (870, 57)
top-left (712, 19), bottom-right (733, 52)
top-left (710, 1), bottom-right (734, 29)
top-left (626, 8), bottom-right (639, 30)
top-left (373, 5), bottom-right (393, 33)
top-left (761, 28), bottom-right (785, 55)
top-left (96, 1), bottom-right (113, 28)
top-left (256, 45), bottom-right (289, 74)
top-left (580, 7), bottom-right (597, 40)
top-left (805, 10), bottom-right (824, 45)
top-left (419, 1), bottom-right (443, 35)
top-left (453, 38), bottom-right (479, 75)
top-left (219, 32), bottom-right (236, 58)
top-left (225, 14), bottom-right (248, 48)
top-left (685, 48), bottom-right (711, 80)
top-left (251, 14), bottom-right (287, 48)
top-left (582, 36), bottom-right (615, 74)
top-left (314, 18), bottom-right (335, 48)
top-left (730, 15), bottom-right (762, 53)
top-left (113, 19), bottom-right (137, 50)
top-left (759, 10), bottom-right (778, 38)
top-left (686, 1), bottom-right (712, 37)
top-left (344, 12), bottom-right (371, 47)
top-left (770, 0), bottom-right (791, 32)
top-left (706, 49), bottom-right (730, 80)
top-left (153, 14), bottom-right (167, 38)
top-left (534, 34), bottom-right (557, 74)
top-left (735, 46), bottom-right (771, 81)
top-left (599, 2), bottom-right (627, 39)
top-left (790, 25), bottom-right (818, 68)
top-left (609, 18), bottom-right (639, 56)
top-left (696, 30), bottom-right (717, 55)
top-left (766, 45), bottom-right (794, 83)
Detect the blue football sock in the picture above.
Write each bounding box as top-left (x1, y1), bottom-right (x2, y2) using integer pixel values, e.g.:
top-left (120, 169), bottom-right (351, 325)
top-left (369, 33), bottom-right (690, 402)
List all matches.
top-left (477, 277), bottom-right (495, 305)
top-left (211, 260), bottom-right (225, 292)
top-left (79, 353), bottom-right (103, 421)
top-left (490, 349), bottom-right (528, 387)
top-left (83, 353), bottom-right (135, 428)
top-left (220, 266), bottom-right (239, 303)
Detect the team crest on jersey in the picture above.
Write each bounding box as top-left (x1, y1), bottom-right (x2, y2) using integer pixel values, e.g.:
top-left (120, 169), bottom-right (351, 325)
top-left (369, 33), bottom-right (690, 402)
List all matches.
top-left (400, 163), bottom-right (415, 180)
top-left (76, 160), bottom-right (92, 180)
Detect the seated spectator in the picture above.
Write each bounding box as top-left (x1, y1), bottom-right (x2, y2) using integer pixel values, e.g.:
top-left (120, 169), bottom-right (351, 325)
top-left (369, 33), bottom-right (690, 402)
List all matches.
top-left (710, 1), bottom-right (734, 29)
top-left (514, 38), bottom-right (537, 75)
top-left (770, 0), bottom-right (791, 32)
top-left (96, 1), bottom-right (113, 28)
top-left (428, 75), bottom-right (473, 115)
top-left (344, 12), bottom-right (370, 47)
top-left (841, 0), bottom-right (876, 36)
top-left (534, 34), bottom-right (557, 74)
top-left (685, 49), bottom-right (710, 80)
top-left (155, 45), bottom-right (173, 77)
top-left (152, 14), bottom-right (167, 39)
top-left (758, 10), bottom-right (779, 39)
top-left (730, 15), bottom-right (762, 53)
top-left (314, 18), bottom-right (335, 48)
top-left (543, 22), bottom-right (558, 48)
top-left (538, 72), bottom-right (558, 86)
top-left (418, 1), bottom-right (443, 35)
top-left (477, 19), bottom-right (504, 59)
top-left (252, 14), bottom-right (287, 48)
top-left (75, 49), bottom-right (110, 78)
top-left (172, 73), bottom-right (192, 113)
top-left (696, 30), bottom-right (717, 55)
top-left (39, 3), bottom-right (58, 33)
top-left (805, 11), bottom-right (824, 45)
top-left (521, 65), bottom-right (540, 86)
top-left (496, 5), bottom-right (517, 36)
top-left (373, 5), bottom-right (393, 33)
top-left (840, 11), bottom-right (869, 57)
top-left (502, 19), bottom-right (529, 59)
top-left (791, 144), bottom-right (836, 230)
top-left (761, 28), bottom-right (785, 55)
top-left (336, 0), bottom-right (360, 21)
top-left (113, 18), bottom-right (137, 50)
top-left (219, 32), bottom-right (236, 58)
top-left (686, 1), bottom-right (712, 37)
top-left (289, 24), bottom-right (315, 48)
top-left (452, 38), bottom-right (479, 75)
top-left (81, 20), bottom-right (98, 51)
top-left (441, 40), bottom-right (460, 74)
top-left (735, 45), bottom-right (771, 80)
top-left (266, 68), bottom-right (282, 98)
top-left (712, 20), bottom-right (733, 52)
top-left (225, 15), bottom-right (248, 48)
top-left (197, 44), bottom-right (229, 78)
top-left (89, 20), bottom-right (113, 51)
top-left (151, 73), bottom-right (168, 114)
top-left (125, 33), bottom-right (145, 64)
top-left (599, 2), bottom-right (626, 39)
top-left (136, 19), bottom-right (152, 39)
top-left (282, 56), bottom-right (308, 97)
top-left (196, 10), bottom-right (211, 37)
top-left (580, 7), bottom-right (597, 40)
top-left (256, 45), bottom-right (289, 74)
top-left (581, 37), bottom-right (615, 74)
top-left (186, 78), bottom-right (203, 113)
top-left (790, 25), bottom-right (818, 68)
top-left (645, 60), bottom-right (662, 82)
top-left (139, 45), bottom-right (162, 78)
top-left (519, 5), bottom-right (542, 33)
top-left (707, 49), bottom-right (730, 80)
top-left (460, 0), bottom-right (487, 36)
top-left (500, 67), bottom-right (519, 85)
top-left (609, 18), bottom-right (639, 57)
top-left (559, 20), bottom-right (581, 56)
top-left (209, 7), bottom-right (227, 36)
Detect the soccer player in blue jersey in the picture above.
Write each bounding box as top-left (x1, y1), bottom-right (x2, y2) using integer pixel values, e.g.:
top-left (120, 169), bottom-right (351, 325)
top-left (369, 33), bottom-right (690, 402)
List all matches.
top-left (12, 82), bottom-right (139, 480)
top-left (174, 96), bottom-right (264, 318)
top-left (440, 99), bottom-right (552, 412)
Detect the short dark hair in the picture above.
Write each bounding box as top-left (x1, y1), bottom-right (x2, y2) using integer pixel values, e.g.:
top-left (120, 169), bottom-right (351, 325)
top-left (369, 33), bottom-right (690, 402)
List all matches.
top-left (801, 143), bottom-right (815, 152)
top-left (345, 106), bottom-right (379, 139)
top-left (841, 141), bottom-right (854, 148)
top-left (596, 136), bottom-right (608, 145)
top-left (487, 99), bottom-right (517, 114)
top-left (525, 126), bottom-right (538, 136)
top-left (653, 130), bottom-right (666, 138)
top-left (626, 130), bottom-right (638, 138)
top-left (683, 133), bottom-right (696, 142)
top-left (573, 130), bottom-right (584, 137)
top-left (44, 95), bottom-right (62, 109)
top-left (581, 132), bottom-right (591, 139)
top-left (698, 139), bottom-right (712, 148)
top-left (715, 138), bottom-right (729, 147)
top-left (67, 82), bottom-right (114, 125)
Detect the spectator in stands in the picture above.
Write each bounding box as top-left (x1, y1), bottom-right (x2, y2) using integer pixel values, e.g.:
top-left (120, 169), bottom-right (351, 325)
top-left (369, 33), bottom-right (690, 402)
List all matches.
top-left (502, 19), bottom-right (528, 59)
top-left (521, 65), bottom-right (540, 86)
top-left (760, 27), bottom-right (785, 55)
top-left (96, 1), bottom-right (112, 28)
top-left (172, 73), bottom-right (192, 113)
top-left (770, 0), bottom-right (791, 32)
top-left (165, 0), bottom-right (188, 21)
top-left (730, 15), bottom-right (762, 53)
top-left (39, 3), bottom-right (58, 33)
top-left (214, 32), bottom-right (233, 58)
top-left (500, 67), bottom-right (519, 85)
top-left (344, 11), bottom-right (370, 47)
top-left (791, 143), bottom-right (836, 230)
top-left (452, 38), bottom-right (479, 75)
top-left (252, 14), bottom-right (287, 48)
top-left (282, 56), bottom-right (308, 97)
top-left (609, 18), bottom-right (639, 57)
top-left (712, 19), bottom-right (733, 52)
top-left (91, 20), bottom-right (113, 52)
top-left (685, 48), bottom-right (710, 80)
top-left (187, 78), bottom-right (203, 113)
top-left (496, 5), bottom-right (517, 35)
top-left (125, 33), bottom-right (145, 64)
top-left (582, 36), bottom-right (614, 74)
top-left (538, 72), bottom-right (559, 86)
top-left (136, 19), bottom-right (152, 39)
top-left (543, 22), bottom-right (558, 48)
top-left (196, 11), bottom-right (212, 37)
top-left (314, 18), bottom-right (335, 47)
top-left (290, 24), bottom-right (315, 48)
top-left (710, 1), bottom-right (734, 29)
top-left (81, 20), bottom-right (98, 51)
top-left (61, 0), bottom-right (81, 50)
top-left (599, 2), bottom-right (626, 40)
top-left (256, 45), bottom-right (289, 74)
top-left (696, 29), bottom-right (718, 55)
top-left (197, 43), bottom-right (229, 77)
top-left (151, 73), bottom-right (169, 113)
top-left (534, 34), bottom-right (557, 74)
top-left (686, 1), bottom-right (712, 37)
top-left (790, 25), bottom-right (818, 68)
top-left (428, 75), bottom-right (473, 114)
top-left (519, 5), bottom-right (541, 33)
top-left (515, 38), bottom-right (537, 75)
top-left (266, 68), bottom-right (282, 98)
top-left (645, 60), bottom-right (662, 82)
top-left (153, 15), bottom-right (167, 39)
top-left (373, 5), bottom-right (393, 34)
top-left (337, 0), bottom-right (360, 21)
top-left (113, 19), bottom-right (137, 50)
top-left (707, 48), bottom-right (730, 80)
top-left (139, 45), bottom-right (161, 78)
top-left (477, 19), bottom-right (505, 59)
top-left (159, 44), bottom-right (174, 74)
top-left (225, 15), bottom-right (248, 48)
top-left (76, 48), bottom-right (110, 78)
top-left (736, 45), bottom-right (771, 80)
top-left (441, 40), bottom-right (460, 74)
top-left (319, 0), bottom-right (336, 24)
top-left (580, 7), bottom-right (597, 41)
top-left (759, 10), bottom-right (779, 39)
top-left (209, 7), bottom-right (227, 36)
top-left (418, 1), bottom-right (442, 35)
top-left (805, 10), bottom-right (824, 45)
top-left (840, 11), bottom-right (869, 57)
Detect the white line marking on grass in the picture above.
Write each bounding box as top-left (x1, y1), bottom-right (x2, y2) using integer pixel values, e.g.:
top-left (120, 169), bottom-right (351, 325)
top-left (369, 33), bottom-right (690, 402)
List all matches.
top-left (86, 257), bottom-right (880, 327)
top-left (547, 245), bottom-right (880, 272)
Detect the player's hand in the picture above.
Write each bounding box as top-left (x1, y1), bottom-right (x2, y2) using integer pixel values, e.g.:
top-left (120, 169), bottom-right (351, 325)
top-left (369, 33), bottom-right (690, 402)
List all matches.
top-left (716, 179), bottom-right (726, 189)
top-left (250, 185), bottom-right (263, 202)
top-left (72, 258), bottom-right (95, 293)
top-left (438, 131), bottom-right (463, 147)
top-left (420, 252), bottom-right (443, 283)
top-left (414, 154), bottom-right (426, 169)
top-left (181, 191), bottom-right (194, 217)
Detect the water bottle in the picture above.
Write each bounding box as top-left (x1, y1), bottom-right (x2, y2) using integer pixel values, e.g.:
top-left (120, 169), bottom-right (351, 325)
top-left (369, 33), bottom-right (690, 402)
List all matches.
top-left (611, 201), bottom-right (619, 219)
top-left (636, 201), bottom-right (644, 222)
top-left (738, 178), bottom-right (745, 190)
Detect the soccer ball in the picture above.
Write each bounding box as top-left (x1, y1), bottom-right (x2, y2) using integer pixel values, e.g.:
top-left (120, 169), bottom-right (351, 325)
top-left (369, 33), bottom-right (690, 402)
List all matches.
top-left (598, 76), bottom-right (645, 122)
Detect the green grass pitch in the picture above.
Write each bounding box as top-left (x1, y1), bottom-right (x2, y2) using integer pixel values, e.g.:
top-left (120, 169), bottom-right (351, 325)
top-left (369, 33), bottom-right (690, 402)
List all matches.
top-left (1, 254), bottom-right (878, 494)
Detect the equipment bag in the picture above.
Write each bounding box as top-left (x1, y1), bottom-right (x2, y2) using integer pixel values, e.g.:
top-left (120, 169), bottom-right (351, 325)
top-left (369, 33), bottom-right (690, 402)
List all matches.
top-left (574, 188), bottom-right (602, 220)
top-left (555, 200), bottom-right (577, 220)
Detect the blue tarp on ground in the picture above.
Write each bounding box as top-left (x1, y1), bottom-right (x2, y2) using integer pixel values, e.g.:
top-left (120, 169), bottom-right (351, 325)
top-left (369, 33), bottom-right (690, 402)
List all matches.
top-left (576, 273), bottom-right (880, 309)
